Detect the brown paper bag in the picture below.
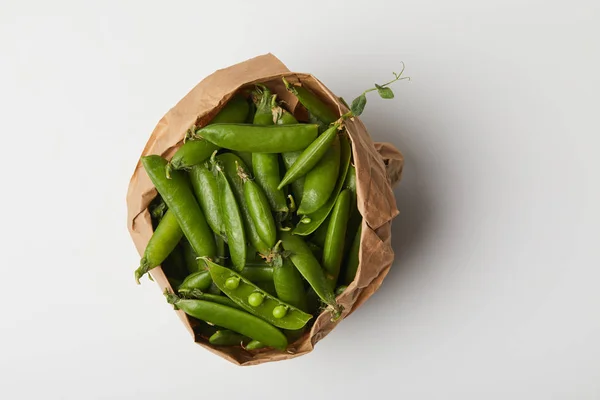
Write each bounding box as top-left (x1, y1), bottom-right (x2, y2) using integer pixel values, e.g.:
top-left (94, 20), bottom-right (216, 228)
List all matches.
top-left (126, 54), bottom-right (404, 365)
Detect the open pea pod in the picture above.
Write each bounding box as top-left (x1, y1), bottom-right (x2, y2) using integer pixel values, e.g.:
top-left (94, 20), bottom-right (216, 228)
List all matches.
top-left (203, 258), bottom-right (312, 330)
top-left (293, 133), bottom-right (352, 236)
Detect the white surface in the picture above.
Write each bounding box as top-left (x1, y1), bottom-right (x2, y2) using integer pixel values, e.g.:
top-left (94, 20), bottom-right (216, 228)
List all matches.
top-left (1, 0), bottom-right (599, 398)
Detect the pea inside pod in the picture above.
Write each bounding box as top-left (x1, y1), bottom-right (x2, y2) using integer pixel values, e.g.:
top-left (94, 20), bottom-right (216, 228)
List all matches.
top-left (203, 258), bottom-right (313, 330)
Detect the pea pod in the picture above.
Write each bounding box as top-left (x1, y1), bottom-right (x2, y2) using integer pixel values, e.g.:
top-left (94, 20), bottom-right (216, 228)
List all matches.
top-left (278, 123), bottom-right (340, 190)
top-left (251, 85), bottom-right (275, 125)
top-left (239, 167), bottom-right (277, 248)
top-left (282, 77), bottom-right (338, 125)
top-left (245, 340), bottom-right (268, 350)
top-left (215, 235), bottom-right (227, 265)
top-left (279, 231), bottom-right (339, 312)
top-left (165, 292), bottom-right (288, 350)
top-left (275, 107), bottom-right (305, 203)
top-left (135, 209), bottom-right (183, 283)
top-left (165, 95), bottom-right (249, 176)
top-left (343, 223), bottom-right (362, 285)
top-left (141, 156), bottom-right (216, 260)
top-left (343, 165), bottom-right (362, 256)
top-left (181, 291), bottom-right (242, 310)
top-left (216, 153), bottom-right (270, 255)
top-left (252, 154), bottom-right (288, 215)
top-left (293, 134), bottom-right (352, 235)
top-left (197, 124), bottom-right (318, 153)
top-left (322, 189), bottom-right (351, 287)
top-left (209, 330), bottom-right (249, 346)
top-left (213, 160), bottom-right (246, 271)
top-left (240, 265), bottom-right (274, 282)
top-left (310, 220), bottom-right (328, 248)
top-left (273, 257), bottom-right (308, 312)
top-left (189, 163), bottom-right (224, 238)
top-left (297, 135), bottom-right (341, 215)
top-left (204, 258), bottom-right (312, 330)
top-left (165, 140), bottom-right (219, 179)
top-left (177, 270), bottom-right (212, 295)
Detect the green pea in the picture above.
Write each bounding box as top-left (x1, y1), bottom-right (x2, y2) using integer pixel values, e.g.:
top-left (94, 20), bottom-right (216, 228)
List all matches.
top-left (272, 305), bottom-right (288, 319)
top-left (225, 276), bottom-right (240, 290)
top-left (209, 330), bottom-right (249, 346)
top-left (343, 224), bottom-right (362, 285)
top-left (248, 292), bottom-right (265, 307)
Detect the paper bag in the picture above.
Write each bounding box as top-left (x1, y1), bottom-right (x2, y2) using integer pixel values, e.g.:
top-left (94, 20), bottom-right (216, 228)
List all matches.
top-left (126, 54), bottom-right (404, 365)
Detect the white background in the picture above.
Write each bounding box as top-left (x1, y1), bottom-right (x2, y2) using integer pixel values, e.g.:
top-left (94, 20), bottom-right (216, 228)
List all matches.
top-left (1, 0), bottom-right (599, 398)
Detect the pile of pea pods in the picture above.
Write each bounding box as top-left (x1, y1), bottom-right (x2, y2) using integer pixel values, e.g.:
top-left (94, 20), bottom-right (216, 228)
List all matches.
top-left (136, 75), bottom-right (404, 351)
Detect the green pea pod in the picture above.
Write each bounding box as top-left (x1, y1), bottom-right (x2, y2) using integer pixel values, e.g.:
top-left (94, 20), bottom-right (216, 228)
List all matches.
top-left (240, 265), bottom-right (274, 282)
top-left (343, 223), bottom-right (362, 285)
top-left (275, 107), bottom-right (305, 203)
top-left (181, 239), bottom-right (201, 273)
top-left (217, 153), bottom-right (270, 255)
top-left (279, 231), bottom-right (339, 313)
top-left (281, 151), bottom-right (304, 204)
top-left (141, 156), bottom-right (217, 260)
top-left (282, 77), bottom-right (338, 125)
top-left (181, 291), bottom-right (242, 310)
top-left (178, 270), bottom-right (212, 294)
top-left (209, 330), bottom-right (250, 346)
top-left (165, 292), bottom-right (288, 350)
top-left (204, 258), bottom-right (313, 330)
top-left (322, 189), bottom-right (351, 287)
top-left (297, 135), bottom-right (341, 215)
top-left (135, 209), bottom-right (183, 283)
top-left (278, 123), bottom-right (340, 190)
top-left (189, 163), bottom-right (224, 239)
top-left (165, 95), bottom-right (249, 176)
top-left (197, 124), bottom-right (318, 153)
top-left (252, 85), bottom-right (275, 126)
top-left (245, 340), bottom-right (268, 350)
top-left (252, 153), bottom-right (288, 215)
top-left (272, 105), bottom-right (298, 126)
top-left (214, 162), bottom-right (246, 271)
top-left (165, 140), bottom-right (219, 179)
top-left (273, 257), bottom-right (308, 311)
top-left (343, 166), bottom-right (362, 257)
top-left (239, 168), bottom-right (277, 248)
top-left (293, 134), bottom-right (352, 235)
